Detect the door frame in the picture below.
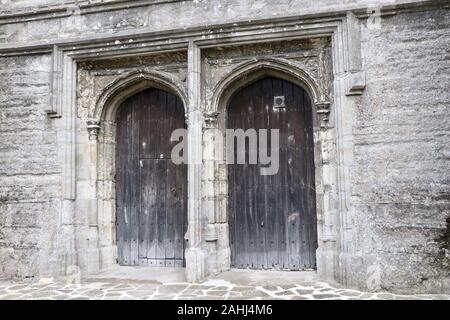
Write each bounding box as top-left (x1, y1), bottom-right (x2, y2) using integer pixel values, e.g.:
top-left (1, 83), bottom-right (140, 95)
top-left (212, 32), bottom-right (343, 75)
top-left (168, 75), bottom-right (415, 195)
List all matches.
top-left (90, 71), bottom-right (188, 272)
top-left (210, 59), bottom-right (333, 277)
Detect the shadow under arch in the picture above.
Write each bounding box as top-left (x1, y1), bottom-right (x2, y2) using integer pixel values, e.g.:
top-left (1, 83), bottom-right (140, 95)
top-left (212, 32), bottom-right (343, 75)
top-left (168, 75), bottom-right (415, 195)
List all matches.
top-left (92, 70), bottom-right (187, 122)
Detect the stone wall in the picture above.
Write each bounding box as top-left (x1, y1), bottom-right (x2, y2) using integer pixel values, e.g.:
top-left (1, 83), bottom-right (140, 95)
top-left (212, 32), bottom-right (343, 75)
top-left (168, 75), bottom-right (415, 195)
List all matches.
top-left (0, 0), bottom-right (431, 45)
top-left (0, 54), bottom-right (68, 280)
top-left (347, 7), bottom-right (450, 292)
top-left (0, 0), bottom-right (448, 293)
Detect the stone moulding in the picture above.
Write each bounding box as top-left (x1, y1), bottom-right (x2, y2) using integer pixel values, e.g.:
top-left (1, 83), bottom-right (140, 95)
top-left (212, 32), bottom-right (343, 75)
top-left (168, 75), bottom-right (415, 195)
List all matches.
top-left (0, 0), bottom-right (189, 25)
top-left (0, 0), bottom-right (439, 27)
top-left (316, 102), bottom-right (332, 127)
top-left (345, 71), bottom-right (366, 96)
top-left (45, 45), bottom-right (64, 118)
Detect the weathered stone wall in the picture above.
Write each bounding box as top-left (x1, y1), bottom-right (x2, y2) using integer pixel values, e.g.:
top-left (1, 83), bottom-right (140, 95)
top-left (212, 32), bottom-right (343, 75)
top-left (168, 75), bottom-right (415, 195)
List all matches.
top-left (0, 0), bottom-right (448, 293)
top-left (0, 0), bottom-right (428, 45)
top-left (1, 0), bottom-right (396, 12)
top-left (349, 7), bottom-right (450, 292)
top-left (0, 54), bottom-right (68, 280)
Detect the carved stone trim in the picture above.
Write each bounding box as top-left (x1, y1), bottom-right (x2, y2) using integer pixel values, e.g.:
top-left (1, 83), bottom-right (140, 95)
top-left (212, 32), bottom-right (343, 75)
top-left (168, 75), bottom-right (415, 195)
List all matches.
top-left (204, 224), bottom-right (218, 242)
top-left (345, 71), bottom-right (366, 96)
top-left (93, 70), bottom-right (187, 121)
top-left (210, 57), bottom-right (328, 113)
top-left (203, 111), bottom-right (220, 129)
top-left (0, 0), bottom-right (188, 26)
top-left (86, 119), bottom-right (101, 141)
top-left (45, 45), bottom-right (63, 118)
top-left (316, 102), bottom-right (331, 128)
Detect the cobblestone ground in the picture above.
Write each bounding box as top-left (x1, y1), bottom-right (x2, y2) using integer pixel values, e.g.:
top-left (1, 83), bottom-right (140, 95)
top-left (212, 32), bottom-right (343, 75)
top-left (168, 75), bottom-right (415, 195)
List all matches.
top-left (0, 280), bottom-right (449, 300)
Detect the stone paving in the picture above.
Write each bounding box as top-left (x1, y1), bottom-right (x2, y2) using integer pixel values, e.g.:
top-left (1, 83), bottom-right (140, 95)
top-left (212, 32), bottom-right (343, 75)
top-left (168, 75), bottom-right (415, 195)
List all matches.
top-left (0, 279), bottom-right (449, 300)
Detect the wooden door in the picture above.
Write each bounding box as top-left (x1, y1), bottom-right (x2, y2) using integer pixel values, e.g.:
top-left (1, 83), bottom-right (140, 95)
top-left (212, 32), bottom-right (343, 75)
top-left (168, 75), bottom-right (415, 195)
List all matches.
top-left (228, 77), bottom-right (318, 270)
top-left (116, 88), bottom-right (187, 267)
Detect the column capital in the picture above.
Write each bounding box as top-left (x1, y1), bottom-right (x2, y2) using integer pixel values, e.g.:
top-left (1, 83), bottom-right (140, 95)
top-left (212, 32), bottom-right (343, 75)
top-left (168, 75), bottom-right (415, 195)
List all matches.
top-left (86, 119), bottom-right (101, 140)
top-left (316, 102), bottom-right (331, 128)
top-left (203, 111), bottom-right (220, 129)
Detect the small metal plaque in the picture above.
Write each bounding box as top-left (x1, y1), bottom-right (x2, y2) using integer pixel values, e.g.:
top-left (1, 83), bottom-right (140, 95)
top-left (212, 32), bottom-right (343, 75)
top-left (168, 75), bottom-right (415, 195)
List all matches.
top-left (273, 96), bottom-right (286, 109)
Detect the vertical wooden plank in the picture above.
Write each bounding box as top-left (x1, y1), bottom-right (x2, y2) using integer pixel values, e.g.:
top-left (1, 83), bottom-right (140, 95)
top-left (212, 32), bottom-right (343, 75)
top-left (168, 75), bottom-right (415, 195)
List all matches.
top-left (139, 89), bottom-right (159, 159)
top-left (140, 160), bottom-right (157, 264)
top-left (116, 103), bottom-right (127, 265)
top-left (304, 86), bottom-right (316, 269)
top-left (291, 84), bottom-right (307, 269)
top-left (285, 81), bottom-right (301, 270)
top-left (165, 161), bottom-right (176, 265)
top-left (271, 80), bottom-right (281, 270)
top-left (247, 85), bottom-right (258, 269)
top-left (123, 98), bottom-right (132, 265)
top-left (228, 124), bottom-right (237, 267)
top-left (177, 97), bottom-right (188, 268)
top-left (230, 89), bottom-right (246, 268)
top-left (116, 104), bottom-right (124, 265)
top-left (241, 87), bottom-right (251, 269)
top-left (234, 108), bottom-right (246, 268)
top-left (138, 158), bottom-right (147, 263)
top-left (117, 102), bottom-right (133, 265)
top-left (174, 156), bottom-right (186, 266)
top-left (260, 78), bottom-right (273, 270)
top-left (153, 159), bottom-right (165, 266)
top-left (163, 91), bottom-right (174, 267)
top-left (257, 78), bottom-right (269, 269)
top-left (157, 90), bottom-right (166, 158)
top-left (272, 78), bottom-right (286, 269)
top-left (129, 97), bottom-right (140, 265)
top-left (123, 105), bottom-right (132, 266)
top-left (301, 88), bottom-right (311, 269)
top-left (137, 91), bottom-right (147, 265)
top-left (166, 93), bottom-right (177, 154)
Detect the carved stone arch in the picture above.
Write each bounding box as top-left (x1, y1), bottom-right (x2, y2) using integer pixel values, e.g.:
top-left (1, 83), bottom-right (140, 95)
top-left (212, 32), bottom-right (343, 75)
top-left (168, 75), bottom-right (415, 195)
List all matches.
top-left (92, 70), bottom-right (187, 122)
top-left (86, 70), bottom-right (187, 140)
top-left (210, 58), bottom-right (331, 124)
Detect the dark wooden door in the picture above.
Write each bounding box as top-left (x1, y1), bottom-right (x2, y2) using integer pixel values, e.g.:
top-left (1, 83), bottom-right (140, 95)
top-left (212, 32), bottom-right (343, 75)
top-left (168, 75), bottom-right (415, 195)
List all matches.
top-left (116, 88), bottom-right (187, 267)
top-left (228, 77), bottom-right (318, 270)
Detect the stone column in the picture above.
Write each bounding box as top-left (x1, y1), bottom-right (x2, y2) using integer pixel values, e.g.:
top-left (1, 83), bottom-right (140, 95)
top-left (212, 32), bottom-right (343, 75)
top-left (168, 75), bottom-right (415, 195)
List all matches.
top-left (202, 111), bottom-right (220, 274)
top-left (73, 119), bottom-right (101, 274)
top-left (185, 41), bottom-right (207, 282)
